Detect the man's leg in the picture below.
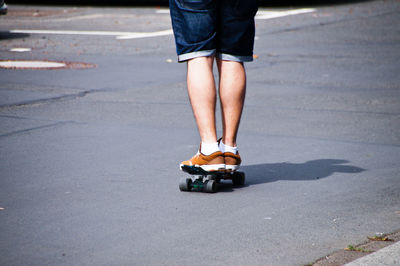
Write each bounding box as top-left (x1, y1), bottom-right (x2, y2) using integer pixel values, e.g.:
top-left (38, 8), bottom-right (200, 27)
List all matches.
top-left (217, 59), bottom-right (246, 147)
top-left (187, 56), bottom-right (218, 144)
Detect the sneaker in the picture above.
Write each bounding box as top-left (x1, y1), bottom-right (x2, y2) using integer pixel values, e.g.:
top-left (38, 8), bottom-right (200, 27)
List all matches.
top-left (180, 150), bottom-right (225, 173)
top-left (224, 151), bottom-right (241, 172)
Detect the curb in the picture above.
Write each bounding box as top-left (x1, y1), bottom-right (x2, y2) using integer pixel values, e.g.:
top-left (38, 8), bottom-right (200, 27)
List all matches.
top-left (344, 240), bottom-right (400, 266)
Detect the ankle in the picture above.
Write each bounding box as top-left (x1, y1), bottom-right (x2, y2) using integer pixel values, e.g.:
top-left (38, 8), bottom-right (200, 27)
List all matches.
top-left (200, 141), bottom-right (220, 155)
top-left (221, 138), bottom-right (237, 148)
top-left (219, 141), bottom-right (238, 155)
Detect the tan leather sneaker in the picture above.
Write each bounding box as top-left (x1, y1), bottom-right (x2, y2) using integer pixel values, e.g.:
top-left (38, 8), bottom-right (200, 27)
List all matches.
top-left (180, 151), bottom-right (225, 173)
top-left (224, 151), bottom-right (241, 172)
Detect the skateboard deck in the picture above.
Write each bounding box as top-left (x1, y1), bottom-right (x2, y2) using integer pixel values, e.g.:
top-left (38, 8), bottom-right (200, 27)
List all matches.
top-left (179, 165), bottom-right (245, 193)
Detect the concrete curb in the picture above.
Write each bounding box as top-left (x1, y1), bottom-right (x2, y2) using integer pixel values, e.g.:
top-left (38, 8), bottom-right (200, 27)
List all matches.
top-left (344, 241), bottom-right (400, 266)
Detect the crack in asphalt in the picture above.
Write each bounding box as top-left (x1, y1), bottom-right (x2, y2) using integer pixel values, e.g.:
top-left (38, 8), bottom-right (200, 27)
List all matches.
top-left (0, 114), bottom-right (65, 122)
top-left (0, 121), bottom-right (73, 138)
top-left (0, 88), bottom-right (104, 109)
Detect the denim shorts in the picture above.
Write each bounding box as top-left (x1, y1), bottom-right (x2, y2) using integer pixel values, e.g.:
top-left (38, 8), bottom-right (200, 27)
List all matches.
top-left (169, 0), bottom-right (258, 62)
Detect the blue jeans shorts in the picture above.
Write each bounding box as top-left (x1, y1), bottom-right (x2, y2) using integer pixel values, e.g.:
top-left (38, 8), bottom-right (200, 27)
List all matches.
top-left (169, 0), bottom-right (258, 62)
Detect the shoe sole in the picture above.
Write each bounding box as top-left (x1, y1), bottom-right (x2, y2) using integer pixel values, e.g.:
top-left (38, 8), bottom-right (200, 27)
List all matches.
top-left (180, 164), bottom-right (225, 174)
top-left (226, 165), bottom-right (240, 172)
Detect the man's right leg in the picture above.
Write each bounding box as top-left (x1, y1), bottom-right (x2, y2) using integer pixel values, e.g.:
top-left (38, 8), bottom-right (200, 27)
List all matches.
top-left (217, 59), bottom-right (246, 148)
top-left (214, 0), bottom-right (257, 171)
top-left (217, 59), bottom-right (246, 171)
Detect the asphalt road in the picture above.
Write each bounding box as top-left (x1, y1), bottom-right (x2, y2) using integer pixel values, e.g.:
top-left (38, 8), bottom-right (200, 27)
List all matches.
top-left (1, 1), bottom-right (399, 265)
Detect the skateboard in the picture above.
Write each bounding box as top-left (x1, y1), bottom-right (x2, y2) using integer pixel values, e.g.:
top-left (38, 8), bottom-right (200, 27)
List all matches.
top-left (179, 165), bottom-right (245, 193)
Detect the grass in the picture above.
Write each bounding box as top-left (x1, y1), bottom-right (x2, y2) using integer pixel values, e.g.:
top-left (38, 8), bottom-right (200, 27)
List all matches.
top-left (344, 245), bottom-right (372, 253)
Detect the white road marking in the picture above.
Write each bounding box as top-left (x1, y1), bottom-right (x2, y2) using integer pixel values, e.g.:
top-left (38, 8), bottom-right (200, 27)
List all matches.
top-left (156, 9), bottom-right (170, 14)
top-left (9, 8), bottom-right (315, 41)
top-left (43, 14), bottom-right (143, 22)
top-left (154, 8), bottom-right (315, 19)
top-left (10, 48), bottom-right (32, 52)
top-left (0, 60), bottom-right (66, 69)
top-left (256, 8), bottom-right (316, 20)
top-left (116, 29), bottom-right (173, 39)
top-left (10, 29), bottom-right (173, 40)
top-left (49, 14), bottom-right (106, 22)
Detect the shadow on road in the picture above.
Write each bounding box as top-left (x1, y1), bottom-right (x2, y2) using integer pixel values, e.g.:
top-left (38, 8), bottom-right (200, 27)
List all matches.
top-left (241, 159), bottom-right (365, 185)
top-left (0, 32), bottom-right (29, 40)
top-left (216, 159), bottom-right (364, 192)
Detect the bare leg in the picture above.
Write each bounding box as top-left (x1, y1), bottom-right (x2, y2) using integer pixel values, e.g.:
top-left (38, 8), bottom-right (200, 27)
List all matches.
top-left (217, 59), bottom-right (246, 147)
top-left (187, 56), bottom-right (218, 143)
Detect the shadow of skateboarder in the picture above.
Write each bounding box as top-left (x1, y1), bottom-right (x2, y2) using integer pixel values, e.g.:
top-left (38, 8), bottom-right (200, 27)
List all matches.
top-left (215, 159), bottom-right (364, 192)
top-left (241, 159), bottom-right (365, 185)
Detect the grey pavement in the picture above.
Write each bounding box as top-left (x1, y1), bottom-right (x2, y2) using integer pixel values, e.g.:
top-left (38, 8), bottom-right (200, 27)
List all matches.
top-left (1, 1), bottom-right (400, 265)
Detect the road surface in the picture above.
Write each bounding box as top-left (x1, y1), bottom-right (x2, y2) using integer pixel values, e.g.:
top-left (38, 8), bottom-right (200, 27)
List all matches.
top-left (1, 1), bottom-right (399, 265)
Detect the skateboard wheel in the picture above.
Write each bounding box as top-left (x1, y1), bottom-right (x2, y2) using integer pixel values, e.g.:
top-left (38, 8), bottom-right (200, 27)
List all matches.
top-left (232, 172), bottom-right (245, 186)
top-left (179, 177), bottom-right (192, 191)
top-left (204, 180), bottom-right (217, 193)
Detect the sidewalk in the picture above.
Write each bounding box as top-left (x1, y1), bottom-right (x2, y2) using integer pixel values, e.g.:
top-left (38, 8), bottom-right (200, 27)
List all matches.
top-left (345, 241), bottom-right (400, 266)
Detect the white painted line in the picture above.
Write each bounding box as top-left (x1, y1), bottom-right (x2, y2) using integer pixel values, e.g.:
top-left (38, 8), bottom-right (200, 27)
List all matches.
top-left (256, 8), bottom-right (316, 20)
top-left (117, 29), bottom-right (173, 39)
top-left (156, 9), bottom-right (170, 14)
top-left (49, 14), bottom-right (106, 22)
top-left (10, 29), bottom-right (173, 40)
top-left (11, 29), bottom-right (133, 36)
top-left (155, 8), bottom-right (315, 19)
top-left (0, 60), bottom-right (66, 69)
top-left (9, 9), bottom-right (315, 42)
top-left (10, 48), bottom-right (31, 52)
